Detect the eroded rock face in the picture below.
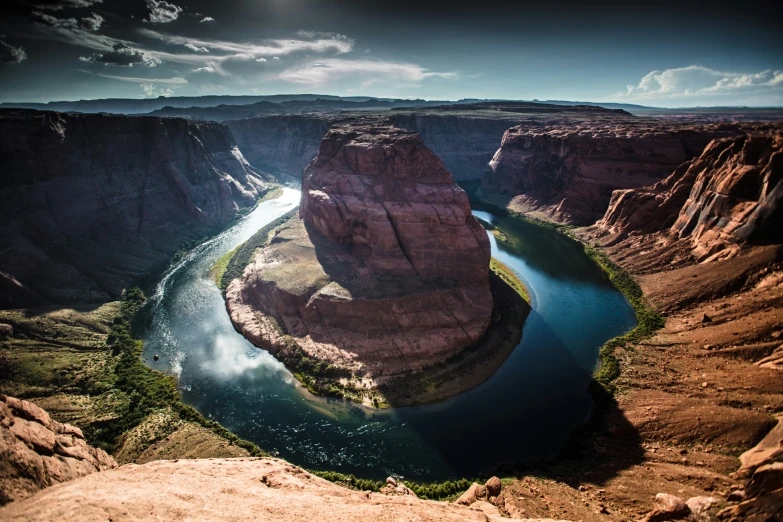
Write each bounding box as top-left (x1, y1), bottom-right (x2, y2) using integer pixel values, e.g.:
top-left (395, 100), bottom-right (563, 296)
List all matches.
top-left (300, 125), bottom-right (491, 282)
top-left (0, 110), bottom-right (269, 306)
top-left (481, 123), bottom-right (730, 224)
top-left (226, 125), bottom-right (492, 387)
top-left (594, 129), bottom-right (782, 261)
top-left (388, 114), bottom-right (517, 181)
top-left (226, 115), bottom-right (332, 178)
top-left (0, 395), bottom-right (117, 505)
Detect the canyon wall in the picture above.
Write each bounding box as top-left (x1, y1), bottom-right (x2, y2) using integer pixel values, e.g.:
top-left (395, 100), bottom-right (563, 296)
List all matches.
top-left (594, 129), bottom-right (782, 261)
top-left (480, 123), bottom-right (731, 224)
top-left (226, 115), bottom-right (333, 179)
top-left (0, 110), bottom-right (269, 307)
top-left (387, 114), bottom-right (516, 181)
top-left (226, 113), bottom-right (516, 183)
top-left (226, 124), bottom-right (493, 389)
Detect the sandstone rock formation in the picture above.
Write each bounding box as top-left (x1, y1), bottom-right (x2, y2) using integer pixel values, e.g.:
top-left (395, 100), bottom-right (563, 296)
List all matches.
top-left (480, 122), bottom-right (733, 224)
top-left (0, 110), bottom-right (270, 306)
top-left (0, 395), bottom-right (116, 505)
top-left (226, 124), bottom-right (494, 401)
top-left (594, 128), bottom-right (782, 261)
top-left (0, 457), bottom-right (521, 521)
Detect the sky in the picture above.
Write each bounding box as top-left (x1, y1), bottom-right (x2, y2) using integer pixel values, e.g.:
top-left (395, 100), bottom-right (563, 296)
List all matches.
top-left (0, 0), bottom-right (781, 107)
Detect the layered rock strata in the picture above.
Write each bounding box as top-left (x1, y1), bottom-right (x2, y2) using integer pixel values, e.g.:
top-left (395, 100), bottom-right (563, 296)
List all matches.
top-left (0, 110), bottom-right (269, 306)
top-left (0, 395), bottom-right (116, 505)
top-left (480, 122), bottom-right (735, 224)
top-left (594, 129), bottom-right (782, 261)
top-left (226, 125), bottom-right (493, 394)
top-left (226, 115), bottom-right (333, 178)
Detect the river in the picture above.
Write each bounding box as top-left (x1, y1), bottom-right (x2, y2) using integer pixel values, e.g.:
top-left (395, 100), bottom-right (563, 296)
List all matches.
top-left (139, 187), bottom-right (637, 481)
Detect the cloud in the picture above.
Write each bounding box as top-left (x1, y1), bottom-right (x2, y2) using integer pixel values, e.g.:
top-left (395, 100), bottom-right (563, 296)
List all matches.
top-left (77, 69), bottom-right (187, 84)
top-left (139, 29), bottom-right (353, 58)
top-left (80, 12), bottom-right (103, 31)
top-left (607, 65), bottom-right (783, 104)
top-left (139, 83), bottom-right (174, 98)
top-left (277, 58), bottom-right (456, 88)
top-left (33, 11), bottom-right (104, 32)
top-left (80, 42), bottom-right (161, 67)
top-left (184, 42), bottom-right (208, 52)
top-left (0, 40), bottom-right (27, 64)
top-left (193, 64), bottom-right (217, 73)
top-left (32, 0), bottom-right (102, 10)
top-left (256, 57), bottom-right (266, 62)
top-left (272, 56), bottom-right (279, 60)
top-left (145, 0), bottom-right (182, 24)
top-left (200, 16), bottom-right (214, 23)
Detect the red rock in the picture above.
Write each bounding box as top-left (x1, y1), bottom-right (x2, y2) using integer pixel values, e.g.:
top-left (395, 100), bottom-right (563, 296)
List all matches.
top-left (592, 128), bottom-right (782, 261)
top-left (481, 122), bottom-right (735, 225)
top-left (641, 493), bottom-right (690, 522)
top-left (485, 476), bottom-right (502, 497)
top-left (0, 396), bottom-right (117, 505)
top-left (226, 125), bottom-right (493, 393)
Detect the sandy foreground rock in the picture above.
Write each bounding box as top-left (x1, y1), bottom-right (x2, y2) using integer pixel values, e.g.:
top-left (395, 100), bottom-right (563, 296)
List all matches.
top-left (0, 457), bottom-right (563, 522)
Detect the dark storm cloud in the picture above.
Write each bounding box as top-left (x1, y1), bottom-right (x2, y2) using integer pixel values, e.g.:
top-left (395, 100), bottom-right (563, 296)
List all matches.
top-left (0, 40), bottom-right (27, 64)
top-left (80, 42), bottom-right (160, 66)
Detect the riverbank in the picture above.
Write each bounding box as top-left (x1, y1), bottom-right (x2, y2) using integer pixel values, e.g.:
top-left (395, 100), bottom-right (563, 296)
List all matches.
top-left (462, 193), bottom-right (783, 520)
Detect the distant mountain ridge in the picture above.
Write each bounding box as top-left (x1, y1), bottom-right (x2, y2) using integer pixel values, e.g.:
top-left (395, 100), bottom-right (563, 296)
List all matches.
top-left (2, 94), bottom-right (781, 118)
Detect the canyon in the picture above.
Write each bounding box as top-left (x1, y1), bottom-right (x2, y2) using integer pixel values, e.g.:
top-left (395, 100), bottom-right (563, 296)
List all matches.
top-left (0, 110), bottom-right (271, 307)
top-left (0, 102), bottom-right (781, 521)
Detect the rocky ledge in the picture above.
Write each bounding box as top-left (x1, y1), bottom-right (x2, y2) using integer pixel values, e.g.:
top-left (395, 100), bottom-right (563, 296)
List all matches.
top-left (479, 121), bottom-right (739, 225)
top-left (0, 395), bottom-right (117, 505)
top-left (225, 125), bottom-right (526, 406)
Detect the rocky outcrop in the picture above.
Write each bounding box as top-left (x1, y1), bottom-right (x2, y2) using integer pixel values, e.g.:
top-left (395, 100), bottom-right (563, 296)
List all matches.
top-left (226, 115), bottom-right (332, 178)
top-left (0, 395), bottom-right (116, 505)
top-left (480, 123), bottom-right (732, 224)
top-left (0, 458), bottom-right (522, 521)
top-left (226, 125), bottom-right (494, 399)
top-left (594, 129), bottom-right (782, 261)
top-left (0, 110), bottom-right (269, 306)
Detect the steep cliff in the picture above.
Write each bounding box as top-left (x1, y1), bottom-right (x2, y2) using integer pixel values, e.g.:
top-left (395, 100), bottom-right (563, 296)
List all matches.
top-left (480, 123), bottom-right (733, 224)
top-left (226, 115), bottom-right (333, 178)
top-left (388, 114), bottom-right (516, 181)
top-left (594, 129), bottom-right (782, 261)
top-left (225, 124), bottom-right (507, 405)
top-left (0, 110), bottom-right (269, 306)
